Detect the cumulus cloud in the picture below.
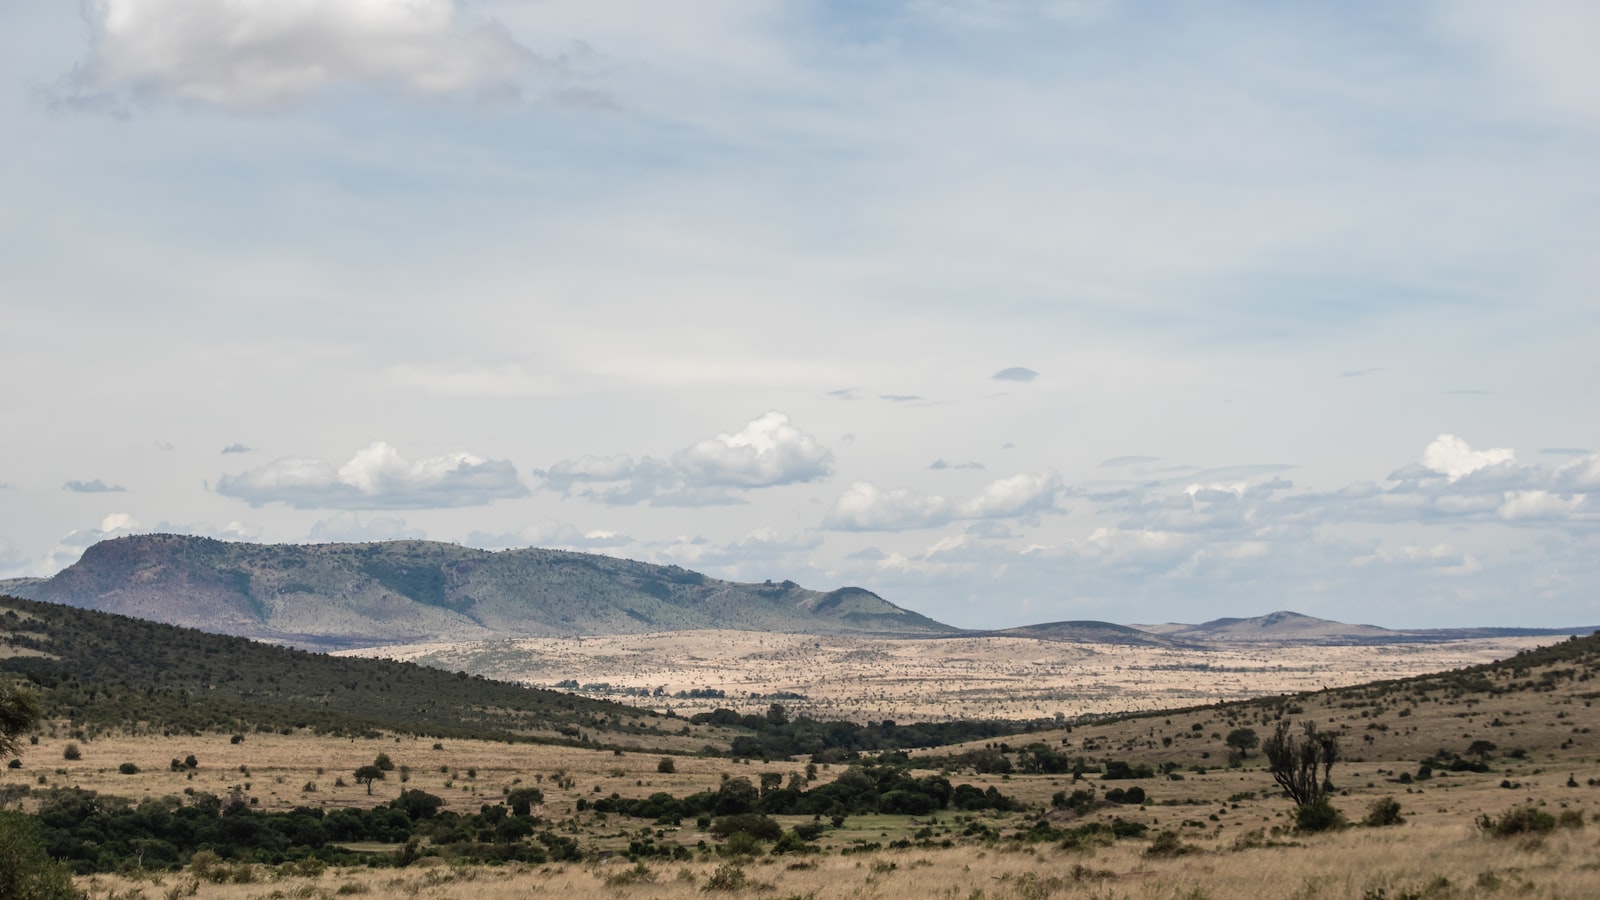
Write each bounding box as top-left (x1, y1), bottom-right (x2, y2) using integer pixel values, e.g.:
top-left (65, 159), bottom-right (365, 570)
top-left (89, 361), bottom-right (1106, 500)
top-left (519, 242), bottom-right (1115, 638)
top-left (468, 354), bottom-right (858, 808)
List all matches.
top-left (673, 412), bottom-right (833, 487)
top-left (823, 470), bottom-right (1062, 531)
top-left (929, 459), bottom-right (985, 471)
top-left (959, 470), bottom-right (1062, 518)
top-left (218, 441), bottom-right (528, 509)
top-left (63, 479), bottom-right (126, 493)
top-left (824, 482), bottom-right (955, 531)
top-left (992, 366), bottom-right (1038, 382)
top-left (1420, 434), bottom-right (1516, 480)
top-left (63, 0), bottom-right (541, 110)
top-left (538, 412), bottom-right (832, 506)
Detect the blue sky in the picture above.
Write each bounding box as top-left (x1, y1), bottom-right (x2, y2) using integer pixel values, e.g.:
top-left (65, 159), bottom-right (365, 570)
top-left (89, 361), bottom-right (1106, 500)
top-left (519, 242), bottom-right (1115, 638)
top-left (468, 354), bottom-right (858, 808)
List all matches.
top-left (1, 0), bottom-right (1596, 629)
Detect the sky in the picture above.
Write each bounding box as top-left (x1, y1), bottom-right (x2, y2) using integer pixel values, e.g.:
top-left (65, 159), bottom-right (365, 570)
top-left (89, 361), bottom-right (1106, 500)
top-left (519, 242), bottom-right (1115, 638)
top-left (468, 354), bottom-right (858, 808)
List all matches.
top-left (1, 0), bottom-right (1597, 630)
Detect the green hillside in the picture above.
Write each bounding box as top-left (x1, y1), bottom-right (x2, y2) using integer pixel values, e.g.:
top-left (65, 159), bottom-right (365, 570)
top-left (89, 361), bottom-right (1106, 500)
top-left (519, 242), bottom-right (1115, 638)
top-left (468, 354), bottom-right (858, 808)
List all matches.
top-left (0, 594), bottom-right (701, 748)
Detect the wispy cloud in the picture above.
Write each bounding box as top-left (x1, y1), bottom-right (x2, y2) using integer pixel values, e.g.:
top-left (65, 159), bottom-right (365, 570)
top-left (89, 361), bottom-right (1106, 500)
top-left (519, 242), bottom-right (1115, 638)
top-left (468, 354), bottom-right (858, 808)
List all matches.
top-left (63, 479), bottom-right (126, 494)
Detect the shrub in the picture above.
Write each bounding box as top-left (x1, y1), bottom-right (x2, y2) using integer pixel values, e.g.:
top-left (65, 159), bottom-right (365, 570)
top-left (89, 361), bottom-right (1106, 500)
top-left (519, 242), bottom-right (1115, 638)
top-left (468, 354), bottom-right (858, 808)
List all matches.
top-left (658, 757), bottom-right (677, 774)
top-left (1363, 797), bottom-right (1404, 827)
top-left (61, 743), bottom-right (80, 761)
top-left (703, 863), bottom-right (748, 891)
top-left (1477, 806), bottom-right (1555, 837)
top-left (118, 762), bottom-right (139, 775)
top-left (1145, 830), bottom-right (1195, 857)
top-left (1295, 796), bottom-right (1346, 833)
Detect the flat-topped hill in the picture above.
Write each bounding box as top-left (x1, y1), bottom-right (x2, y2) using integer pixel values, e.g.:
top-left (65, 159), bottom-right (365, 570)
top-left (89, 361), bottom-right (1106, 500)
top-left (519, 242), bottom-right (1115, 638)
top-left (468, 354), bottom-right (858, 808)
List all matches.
top-left (0, 534), bottom-right (955, 649)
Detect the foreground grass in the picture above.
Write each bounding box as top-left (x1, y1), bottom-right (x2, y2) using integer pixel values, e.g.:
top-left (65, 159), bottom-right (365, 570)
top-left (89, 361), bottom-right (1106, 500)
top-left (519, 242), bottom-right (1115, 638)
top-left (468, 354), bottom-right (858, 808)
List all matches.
top-left (77, 821), bottom-right (1600, 899)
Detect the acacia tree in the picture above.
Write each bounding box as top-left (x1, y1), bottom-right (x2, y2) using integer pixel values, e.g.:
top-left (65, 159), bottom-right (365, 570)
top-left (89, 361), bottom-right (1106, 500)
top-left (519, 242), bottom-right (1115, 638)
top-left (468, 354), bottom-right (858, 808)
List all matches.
top-left (1263, 719), bottom-right (1339, 807)
top-left (1225, 728), bottom-right (1260, 759)
top-left (354, 764), bottom-right (386, 795)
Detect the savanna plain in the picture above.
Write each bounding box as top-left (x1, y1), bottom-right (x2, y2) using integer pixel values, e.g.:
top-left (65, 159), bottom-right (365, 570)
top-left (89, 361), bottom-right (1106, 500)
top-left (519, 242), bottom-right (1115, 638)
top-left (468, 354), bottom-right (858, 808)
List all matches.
top-left (13, 630), bottom-right (1600, 900)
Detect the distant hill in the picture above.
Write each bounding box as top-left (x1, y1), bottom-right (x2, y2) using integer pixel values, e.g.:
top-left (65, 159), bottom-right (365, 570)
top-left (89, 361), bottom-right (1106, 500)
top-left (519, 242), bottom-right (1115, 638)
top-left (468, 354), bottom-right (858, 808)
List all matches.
top-left (1137, 610), bottom-right (1399, 643)
top-left (0, 535), bottom-right (955, 649)
top-left (1137, 610), bottom-right (1597, 644)
top-left (982, 620), bottom-right (1182, 647)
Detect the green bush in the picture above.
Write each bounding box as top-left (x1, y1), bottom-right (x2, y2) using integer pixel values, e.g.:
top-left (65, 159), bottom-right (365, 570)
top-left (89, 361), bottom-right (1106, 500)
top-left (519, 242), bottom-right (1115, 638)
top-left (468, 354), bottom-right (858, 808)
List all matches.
top-left (1362, 797), bottom-right (1404, 827)
top-left (1476, 806), bottom-right (1555, 837)
top-left (1295, 796), bottom-right (1346, 833)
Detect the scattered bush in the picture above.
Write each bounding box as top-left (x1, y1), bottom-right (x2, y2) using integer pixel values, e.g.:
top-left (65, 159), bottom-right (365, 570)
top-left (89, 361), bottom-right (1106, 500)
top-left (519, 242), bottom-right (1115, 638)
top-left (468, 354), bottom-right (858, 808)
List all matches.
top-left (1362, 797), bottom-right (1404, 827)
top-left (61, 743), bottom-right (80, 761)
top-left (1477, 806), bottom-right (1555, 837)
top-left (117, 762), bottom-right (138, 775)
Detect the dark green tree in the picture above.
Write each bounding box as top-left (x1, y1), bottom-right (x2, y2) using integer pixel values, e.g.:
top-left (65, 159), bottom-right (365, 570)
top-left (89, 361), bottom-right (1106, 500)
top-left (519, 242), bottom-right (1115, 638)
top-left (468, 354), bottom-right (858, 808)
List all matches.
top-left (1225, 727), bottom-right (1259, 758)
top-left (354, 764), bottom-right (386, 795)
top-left (506, 787), bottom-right (545, 816)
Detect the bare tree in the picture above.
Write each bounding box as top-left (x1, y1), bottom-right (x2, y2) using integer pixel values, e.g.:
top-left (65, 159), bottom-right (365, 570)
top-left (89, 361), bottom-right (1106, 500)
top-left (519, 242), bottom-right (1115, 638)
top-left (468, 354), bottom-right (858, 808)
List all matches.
top-left (1262, 719), bottom-right (1339, 807)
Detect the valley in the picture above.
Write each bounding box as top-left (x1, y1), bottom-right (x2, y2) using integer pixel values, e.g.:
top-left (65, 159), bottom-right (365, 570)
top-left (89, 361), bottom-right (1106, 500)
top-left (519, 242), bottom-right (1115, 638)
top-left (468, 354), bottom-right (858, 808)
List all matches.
top-left (339, 629), bottom-right (1560, 723)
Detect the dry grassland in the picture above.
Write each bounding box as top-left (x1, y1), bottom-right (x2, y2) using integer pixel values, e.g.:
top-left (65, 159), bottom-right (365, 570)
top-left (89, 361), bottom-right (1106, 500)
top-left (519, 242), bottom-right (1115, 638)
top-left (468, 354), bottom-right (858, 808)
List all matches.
top-left (336, 631), bottom-right (1553, 723)
top-left (75, 820), bottom-right (1600, 899)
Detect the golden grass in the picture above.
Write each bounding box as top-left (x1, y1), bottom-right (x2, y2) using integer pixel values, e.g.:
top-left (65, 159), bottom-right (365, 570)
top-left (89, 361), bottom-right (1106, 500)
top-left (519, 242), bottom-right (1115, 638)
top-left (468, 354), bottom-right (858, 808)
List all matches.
top-left (76, 822), bottom-right (1600, 899)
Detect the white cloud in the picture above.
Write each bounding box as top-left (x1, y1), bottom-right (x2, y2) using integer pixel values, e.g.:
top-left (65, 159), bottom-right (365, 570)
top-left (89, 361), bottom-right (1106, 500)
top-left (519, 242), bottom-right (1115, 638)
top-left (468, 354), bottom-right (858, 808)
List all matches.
top-left (824, 482), bottom-right (955, 531)
top-left (824, 470), bottom-right (1062, 531)
top-left (959, 470), bottom-right (1062, 518)
top-left (218, 441), bottom-right (528, 509)
top-left (672, 411), bottom-right (834, 488)
top-left (1420, 434), bottom-right (1516, 481)
top-left (1554, 454), bottom-right (1600, 490)
top-left (538, 412), bottom-right (832, 506)
top-left (69, 0), bottom-right (538, 109)
top-left (1498, 489), bottom-right (1585, 522)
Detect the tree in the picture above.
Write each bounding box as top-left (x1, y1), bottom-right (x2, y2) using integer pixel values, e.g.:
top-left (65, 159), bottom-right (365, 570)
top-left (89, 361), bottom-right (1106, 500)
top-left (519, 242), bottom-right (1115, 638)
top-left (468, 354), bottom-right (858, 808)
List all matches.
top-left (1263, 719), bottom-right (1339, 808)
top-left (373, 752), bottom-right (395, 772)
top-left (1467, 740), bottom-right (1497, 762)
top-left (354, 764), bottom-right (386, 795)
top-left (0, 685), bottom-right (42, 764)
top-left (506, 787), bottom-right (545, 816)
top-left (1225, 727), bottom-right (1260, 758)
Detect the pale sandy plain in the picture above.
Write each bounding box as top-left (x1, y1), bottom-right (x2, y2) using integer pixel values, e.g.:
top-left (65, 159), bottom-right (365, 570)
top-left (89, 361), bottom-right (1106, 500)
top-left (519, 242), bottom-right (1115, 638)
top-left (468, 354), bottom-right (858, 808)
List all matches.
top-left (338, 631), bottom-right (1556, 723)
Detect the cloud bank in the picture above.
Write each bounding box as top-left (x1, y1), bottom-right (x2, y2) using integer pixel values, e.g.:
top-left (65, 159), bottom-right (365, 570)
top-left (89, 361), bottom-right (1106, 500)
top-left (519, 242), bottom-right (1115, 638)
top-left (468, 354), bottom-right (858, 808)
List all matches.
top-left (218, 441), bottom-right (528, 509)
top-left (538, 412), bottom-right (833, 506)
top-left (66, 0), bottom-right (537, 109)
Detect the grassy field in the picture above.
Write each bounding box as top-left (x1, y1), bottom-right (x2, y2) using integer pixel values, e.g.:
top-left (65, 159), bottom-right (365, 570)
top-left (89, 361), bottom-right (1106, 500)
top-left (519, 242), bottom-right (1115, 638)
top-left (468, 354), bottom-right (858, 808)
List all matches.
top-left (7, 633), bottom-right (1599, 898)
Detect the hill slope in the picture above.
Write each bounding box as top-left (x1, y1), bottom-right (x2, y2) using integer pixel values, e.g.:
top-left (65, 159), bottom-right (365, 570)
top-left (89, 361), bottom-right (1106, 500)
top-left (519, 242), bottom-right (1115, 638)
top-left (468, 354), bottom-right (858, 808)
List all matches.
top-left (2, 534), bottom-right (955, 648)
top-left (0, 593), bottom-right (697, 746)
